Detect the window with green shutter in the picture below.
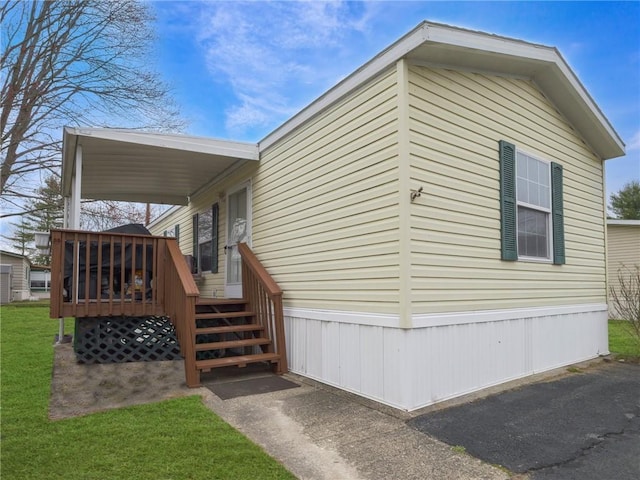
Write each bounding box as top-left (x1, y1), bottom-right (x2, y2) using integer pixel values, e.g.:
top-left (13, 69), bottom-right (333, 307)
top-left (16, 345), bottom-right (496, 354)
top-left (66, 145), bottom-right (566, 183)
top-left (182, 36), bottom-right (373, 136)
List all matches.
top-left (499, 140), bottom-right (517, 261)
top-left (551, 162), bottom-right (565, 264)
top-left (499, 140), bottom-right (565, 264)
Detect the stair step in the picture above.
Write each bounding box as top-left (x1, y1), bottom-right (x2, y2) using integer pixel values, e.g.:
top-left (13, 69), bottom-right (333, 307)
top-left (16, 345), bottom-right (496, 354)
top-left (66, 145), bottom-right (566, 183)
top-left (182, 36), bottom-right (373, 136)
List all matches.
top-left (196, 352), bottom-right (280, 370)
top-left (195, 311), bottom-right (254, 320)
top-left (197, 297), bottom-right (247, 306)
top-left (195, 324), bottom-right (265, 335)
top-left (195, 337), bottom-right (271, 351)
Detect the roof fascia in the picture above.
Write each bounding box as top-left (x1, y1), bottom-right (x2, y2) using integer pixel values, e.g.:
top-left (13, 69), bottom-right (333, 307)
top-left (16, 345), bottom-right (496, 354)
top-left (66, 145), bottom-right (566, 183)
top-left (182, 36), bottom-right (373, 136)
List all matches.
top-left (607, 219), bottom-right (640, 226)
top-left (259, 21), bottom-right (624, 160)
top-left (0, 250), bottom-right (29, 262)
top-left (64, 127), bottom-right (259, 159)
top-left (147, 204), bottom-right (181, 230)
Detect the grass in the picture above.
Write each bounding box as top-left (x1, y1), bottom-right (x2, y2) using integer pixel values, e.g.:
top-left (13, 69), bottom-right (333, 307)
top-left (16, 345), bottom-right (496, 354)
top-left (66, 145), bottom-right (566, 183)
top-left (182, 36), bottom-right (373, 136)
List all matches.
top-left (0, 305), bottom-right (295, 480)
top-left (609, 320), bottom-right (640, 359)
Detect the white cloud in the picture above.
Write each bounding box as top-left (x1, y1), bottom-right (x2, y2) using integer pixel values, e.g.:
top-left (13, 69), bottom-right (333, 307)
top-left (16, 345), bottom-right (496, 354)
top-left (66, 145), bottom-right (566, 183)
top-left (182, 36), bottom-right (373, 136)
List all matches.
top-left (627, 129), bottom-right (640, 151)
top-left (193, 1), bottom-right (373, 136)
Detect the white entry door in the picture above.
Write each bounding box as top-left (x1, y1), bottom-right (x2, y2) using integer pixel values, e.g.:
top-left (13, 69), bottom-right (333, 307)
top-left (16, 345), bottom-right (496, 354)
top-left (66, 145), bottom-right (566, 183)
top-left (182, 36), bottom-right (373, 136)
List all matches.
top-left (225, 182), bottom-right (251, 298)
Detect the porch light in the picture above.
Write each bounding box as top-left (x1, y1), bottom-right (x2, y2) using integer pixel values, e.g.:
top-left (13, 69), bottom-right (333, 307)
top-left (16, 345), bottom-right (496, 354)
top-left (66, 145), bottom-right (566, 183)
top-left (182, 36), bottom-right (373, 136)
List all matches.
top-left (34, 231), bottom-right (50, 250)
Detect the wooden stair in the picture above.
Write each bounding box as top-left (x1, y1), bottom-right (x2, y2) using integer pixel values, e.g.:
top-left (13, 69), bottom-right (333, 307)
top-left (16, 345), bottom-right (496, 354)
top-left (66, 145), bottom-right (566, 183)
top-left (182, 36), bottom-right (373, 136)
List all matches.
top-left (193, 297), bottom-right (282, 374)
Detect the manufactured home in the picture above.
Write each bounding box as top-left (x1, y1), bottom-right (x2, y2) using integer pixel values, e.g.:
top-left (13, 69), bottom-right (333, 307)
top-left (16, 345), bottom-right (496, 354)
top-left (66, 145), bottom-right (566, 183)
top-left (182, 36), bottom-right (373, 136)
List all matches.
top-left (607, 220), bottom-right (640, 319)
top-left (0, 250), bottom-right (32, 303)
top-left (52, 22), bottom-right (624, 411)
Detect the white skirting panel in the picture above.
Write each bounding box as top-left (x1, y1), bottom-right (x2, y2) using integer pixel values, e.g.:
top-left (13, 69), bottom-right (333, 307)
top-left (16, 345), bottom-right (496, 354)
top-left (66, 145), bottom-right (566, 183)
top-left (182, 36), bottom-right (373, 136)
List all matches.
top-left (284, 304), bottom-right (609, 411)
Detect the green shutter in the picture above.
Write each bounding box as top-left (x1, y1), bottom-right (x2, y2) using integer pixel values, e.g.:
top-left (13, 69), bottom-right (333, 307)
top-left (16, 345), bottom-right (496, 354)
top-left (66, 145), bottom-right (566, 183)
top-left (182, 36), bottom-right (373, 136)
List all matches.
top-left (551, 162), bottom-right (565, 265)
top-left (211, 204), bottom-right (219, 274)
top-left (499, 140), bottom-right (518, 261)
top-left (192, 214), bottom-right (198, 273)
top-left (174, 224), bottom-right (180, 245)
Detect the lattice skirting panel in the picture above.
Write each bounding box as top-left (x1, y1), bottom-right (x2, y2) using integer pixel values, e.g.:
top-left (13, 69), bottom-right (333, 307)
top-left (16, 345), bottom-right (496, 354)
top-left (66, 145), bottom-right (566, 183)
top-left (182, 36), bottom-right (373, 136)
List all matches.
top-left (74, 316), bottom-right (182, 363)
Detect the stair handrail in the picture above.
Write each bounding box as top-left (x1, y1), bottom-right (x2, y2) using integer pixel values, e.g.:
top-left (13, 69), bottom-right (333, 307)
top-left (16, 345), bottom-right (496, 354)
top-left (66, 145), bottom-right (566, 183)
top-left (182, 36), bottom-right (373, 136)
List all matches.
top-left (163, 238), bottom-right (201, 387)
top-left (237, 242), bottom-right (288, 373)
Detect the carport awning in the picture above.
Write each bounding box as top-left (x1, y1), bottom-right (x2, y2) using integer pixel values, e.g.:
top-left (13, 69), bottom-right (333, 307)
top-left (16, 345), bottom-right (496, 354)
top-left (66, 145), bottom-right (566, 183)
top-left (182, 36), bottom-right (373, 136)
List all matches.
top-left (62, 127), bottom-right (259, 205)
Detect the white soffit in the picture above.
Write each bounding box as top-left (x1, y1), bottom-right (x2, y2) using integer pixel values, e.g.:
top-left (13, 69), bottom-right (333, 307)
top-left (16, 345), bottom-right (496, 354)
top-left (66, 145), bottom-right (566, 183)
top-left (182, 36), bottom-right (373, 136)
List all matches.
top-left (260, 21), bottom-right (624, 160)
top-left (62, 127), bottom-right (259, 205)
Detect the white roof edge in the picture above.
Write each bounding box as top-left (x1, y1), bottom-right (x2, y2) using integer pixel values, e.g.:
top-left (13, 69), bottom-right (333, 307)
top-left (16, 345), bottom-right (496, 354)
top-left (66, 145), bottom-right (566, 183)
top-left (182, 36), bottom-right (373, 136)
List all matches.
top-left (0, 249), bottom-right (30, 260)
top-left (607, 219), bottom-right (640, 226)
top-left (539, 48), bottom-right (625, 155)
top-left (63, 126), bottom-right (259, 160)
top-left (148, 204), bottom-right (181, 230)
top-left (258, 21), bottom-right (624, 159)
top-left (62, 127), bottom-right (78, 197)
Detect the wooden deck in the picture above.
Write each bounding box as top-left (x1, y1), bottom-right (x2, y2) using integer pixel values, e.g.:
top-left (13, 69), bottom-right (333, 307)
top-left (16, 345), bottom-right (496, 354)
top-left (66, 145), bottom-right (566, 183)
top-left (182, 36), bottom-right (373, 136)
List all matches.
top-left (49, 228), bottom-right (287, 387)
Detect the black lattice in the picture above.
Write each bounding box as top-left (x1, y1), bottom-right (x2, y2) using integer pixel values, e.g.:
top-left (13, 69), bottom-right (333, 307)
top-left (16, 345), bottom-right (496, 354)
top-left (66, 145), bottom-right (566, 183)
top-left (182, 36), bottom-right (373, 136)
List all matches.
top-left (74, 316), bottom-right (182, 364)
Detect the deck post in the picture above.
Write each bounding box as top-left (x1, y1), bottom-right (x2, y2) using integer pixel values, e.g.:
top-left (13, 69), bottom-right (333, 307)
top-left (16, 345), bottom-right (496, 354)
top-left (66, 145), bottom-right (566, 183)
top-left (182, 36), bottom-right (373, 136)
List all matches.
top-left (57, 317), bottom-right (65, 344)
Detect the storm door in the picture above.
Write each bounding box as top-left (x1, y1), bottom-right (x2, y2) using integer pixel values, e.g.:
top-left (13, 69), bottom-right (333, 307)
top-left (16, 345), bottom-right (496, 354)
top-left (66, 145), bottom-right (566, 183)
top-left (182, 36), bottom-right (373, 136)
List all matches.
top-left (224, 182), bottom-right (251, 298)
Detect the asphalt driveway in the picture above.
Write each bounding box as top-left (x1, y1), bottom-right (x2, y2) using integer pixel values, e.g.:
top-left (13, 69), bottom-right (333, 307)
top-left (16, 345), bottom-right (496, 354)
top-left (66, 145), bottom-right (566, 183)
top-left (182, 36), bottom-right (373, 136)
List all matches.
top-left (409, 362), bottom-right (640, 479)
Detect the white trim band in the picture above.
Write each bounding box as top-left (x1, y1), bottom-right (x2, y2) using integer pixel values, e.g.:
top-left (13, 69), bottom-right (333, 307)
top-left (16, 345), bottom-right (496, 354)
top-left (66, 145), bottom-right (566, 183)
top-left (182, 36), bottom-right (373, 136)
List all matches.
top-left (284, 303), bottom-right (608, 329)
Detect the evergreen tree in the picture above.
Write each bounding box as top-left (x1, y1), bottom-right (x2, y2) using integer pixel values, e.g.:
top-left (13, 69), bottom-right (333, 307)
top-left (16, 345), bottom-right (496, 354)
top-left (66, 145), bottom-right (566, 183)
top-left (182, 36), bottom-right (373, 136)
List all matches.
top-left (24, 175), bottom-right (64, 265)
top-left (7, 216), bottom-right (35, 258)
top-left (610, 181), bottom-right (640, 220)
top-left (2, 175), bottom-right (64, 264)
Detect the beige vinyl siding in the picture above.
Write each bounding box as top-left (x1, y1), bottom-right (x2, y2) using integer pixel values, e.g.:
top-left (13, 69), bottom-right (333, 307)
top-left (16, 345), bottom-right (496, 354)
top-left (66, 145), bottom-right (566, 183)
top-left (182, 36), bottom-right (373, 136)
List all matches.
top-left (0, 253), bottom-right (29, 291)
top-left (149, 163), bottom-right (258, 297)
top-left (408, 65), bottom-right (606, 313)
top-left (252, 68), bottom-right (401, 315)
top-left (607, 223), bottom-right (640, 318)
top-left (151, 207), bottom-right (189, 250)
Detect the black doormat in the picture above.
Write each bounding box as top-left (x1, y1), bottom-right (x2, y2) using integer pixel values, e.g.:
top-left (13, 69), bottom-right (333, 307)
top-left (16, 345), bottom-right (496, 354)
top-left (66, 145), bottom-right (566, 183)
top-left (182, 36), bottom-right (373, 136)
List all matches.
top-left (204, 375), bottom-right (300, 400)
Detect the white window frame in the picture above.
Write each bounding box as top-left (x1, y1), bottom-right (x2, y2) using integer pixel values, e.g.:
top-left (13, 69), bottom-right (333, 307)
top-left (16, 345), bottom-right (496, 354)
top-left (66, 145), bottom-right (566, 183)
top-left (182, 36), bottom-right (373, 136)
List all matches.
top-left (516, 149), bottom-right (553, 263)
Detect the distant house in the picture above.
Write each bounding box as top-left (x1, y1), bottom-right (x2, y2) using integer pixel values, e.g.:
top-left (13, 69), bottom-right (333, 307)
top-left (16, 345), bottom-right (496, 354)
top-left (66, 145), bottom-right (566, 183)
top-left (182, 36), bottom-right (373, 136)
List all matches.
top-left (58, 22), bottom-right (624, 410)
top-left (0, 250), bottom-right (31, 303)
top-left (30, 265), bottom-right (52, 299)
top-left (607, 220), bottom-right (640, 319)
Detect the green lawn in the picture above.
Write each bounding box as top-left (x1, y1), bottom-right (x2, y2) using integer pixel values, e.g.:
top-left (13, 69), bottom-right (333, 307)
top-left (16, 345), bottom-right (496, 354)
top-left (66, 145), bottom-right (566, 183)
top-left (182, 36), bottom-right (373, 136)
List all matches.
top-left (0, 305), bottom-right (295, 480)
top-left (609, 320), bottom-right (640, 358)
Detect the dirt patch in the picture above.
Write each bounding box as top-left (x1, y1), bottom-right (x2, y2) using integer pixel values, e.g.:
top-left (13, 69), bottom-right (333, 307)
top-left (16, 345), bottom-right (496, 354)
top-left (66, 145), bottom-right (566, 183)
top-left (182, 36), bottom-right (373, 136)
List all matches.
top-left (49, 342), bottom-right (201, 420)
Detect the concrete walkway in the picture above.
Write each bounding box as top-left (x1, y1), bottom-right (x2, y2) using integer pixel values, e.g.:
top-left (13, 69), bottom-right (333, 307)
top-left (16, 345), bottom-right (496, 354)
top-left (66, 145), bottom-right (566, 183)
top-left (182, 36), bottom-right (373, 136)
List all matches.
top-left (199, 372), bottom-right (508, 480)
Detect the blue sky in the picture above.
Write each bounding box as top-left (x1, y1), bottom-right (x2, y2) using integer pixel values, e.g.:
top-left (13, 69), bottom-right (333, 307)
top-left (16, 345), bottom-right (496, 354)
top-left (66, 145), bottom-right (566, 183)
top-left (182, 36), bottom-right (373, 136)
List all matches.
top-left (153, 0), bottom-right (640, 201)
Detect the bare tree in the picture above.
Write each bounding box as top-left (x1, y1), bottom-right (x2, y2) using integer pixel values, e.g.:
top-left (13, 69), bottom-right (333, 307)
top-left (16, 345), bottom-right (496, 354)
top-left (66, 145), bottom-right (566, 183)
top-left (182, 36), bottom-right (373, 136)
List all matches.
top-left (80, 200), bottom-right (166, 232)
top-left (1, 0), bottom-right (183, 203)
top-left (609, 265), bottom-right (640, 347)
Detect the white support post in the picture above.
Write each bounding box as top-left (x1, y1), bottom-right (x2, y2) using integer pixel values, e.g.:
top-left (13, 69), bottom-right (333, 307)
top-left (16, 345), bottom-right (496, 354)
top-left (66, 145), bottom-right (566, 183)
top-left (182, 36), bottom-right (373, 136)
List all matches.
top-left (63, 196), bottom-right (70, 228)
top-left (58, 318), bottom-right (65, 344)
top-left (70, 144), bottom-right (82, 229)
top-left (57, 144), bottom-right (83, 344)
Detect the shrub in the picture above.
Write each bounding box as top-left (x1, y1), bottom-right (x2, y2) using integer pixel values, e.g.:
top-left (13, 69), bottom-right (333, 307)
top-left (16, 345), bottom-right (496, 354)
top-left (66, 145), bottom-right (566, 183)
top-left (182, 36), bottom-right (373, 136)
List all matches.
top-left (609, 265), bottom-right (640, 348)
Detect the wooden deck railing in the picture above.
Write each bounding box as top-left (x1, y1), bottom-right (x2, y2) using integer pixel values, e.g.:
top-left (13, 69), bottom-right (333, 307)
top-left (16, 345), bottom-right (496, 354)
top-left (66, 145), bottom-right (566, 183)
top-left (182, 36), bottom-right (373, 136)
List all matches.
top-left (162, 238), bottom-right (200, 387)
top-left (238, 242), bottom-right (288, 374)
top-left (49, 229), bottom-right (167, 319)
